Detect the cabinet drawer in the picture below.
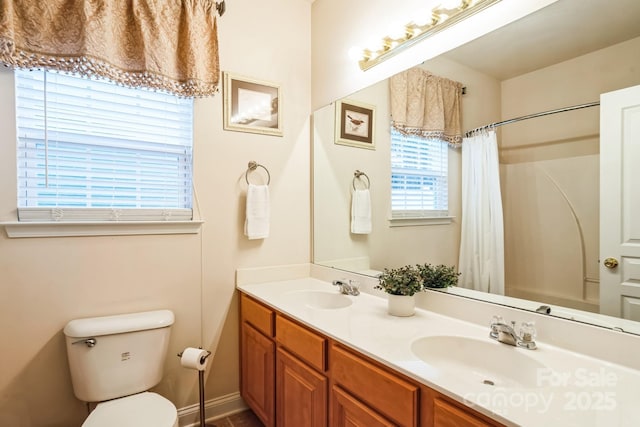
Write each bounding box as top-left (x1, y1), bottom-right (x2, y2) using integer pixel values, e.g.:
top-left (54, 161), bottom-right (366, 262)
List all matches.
top-left (276, 314), bottom-right (327, 372)
top-left (331, 344), bottom-right (418, 427)
top-left (241, 293), bottom-right (274, 337)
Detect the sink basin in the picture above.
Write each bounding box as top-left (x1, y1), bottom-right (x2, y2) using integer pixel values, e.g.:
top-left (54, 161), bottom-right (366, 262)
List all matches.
top-left (411, 335), bottom-right (548, 389)
top-left (281, 290), bottom-right (353, 309)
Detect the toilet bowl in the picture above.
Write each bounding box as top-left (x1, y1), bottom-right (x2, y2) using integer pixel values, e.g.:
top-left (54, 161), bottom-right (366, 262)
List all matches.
top-left (82, 392), bottom-right (178, 427)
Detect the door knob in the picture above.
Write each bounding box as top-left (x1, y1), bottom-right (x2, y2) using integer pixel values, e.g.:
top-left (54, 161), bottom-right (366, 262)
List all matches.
top-left (603, 257), bottom-right (619, 269)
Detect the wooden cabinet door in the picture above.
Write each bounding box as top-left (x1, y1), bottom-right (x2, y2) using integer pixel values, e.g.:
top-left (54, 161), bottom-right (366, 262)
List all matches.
top-left (276, 348), bottom-right (327, 427)
top-left (421, 386), bottom-right (502, 427)
top-left (241, 323), bottom-right (275, 427)
top-left (433, 398), bottom-right (495, 427)
top-left (331, 385), bottom-right (395, 427)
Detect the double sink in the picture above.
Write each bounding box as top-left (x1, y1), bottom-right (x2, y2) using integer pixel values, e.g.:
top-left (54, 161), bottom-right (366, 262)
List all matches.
top-left (278, 289), bottom-right (545, 390)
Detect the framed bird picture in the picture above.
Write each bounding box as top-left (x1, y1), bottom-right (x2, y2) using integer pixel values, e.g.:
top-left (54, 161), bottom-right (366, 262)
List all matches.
top-left (334, 99), bottom-right (375, 149)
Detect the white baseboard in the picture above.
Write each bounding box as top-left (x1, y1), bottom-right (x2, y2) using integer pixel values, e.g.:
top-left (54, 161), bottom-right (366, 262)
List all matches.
top-left (178, 392), bottom-right (248, 427)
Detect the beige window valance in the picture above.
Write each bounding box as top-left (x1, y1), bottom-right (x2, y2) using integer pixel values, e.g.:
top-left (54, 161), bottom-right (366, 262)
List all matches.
top-left (0, 0), bottom-right (220, 97)
top-left (389, 68), bottom-right (463, 146)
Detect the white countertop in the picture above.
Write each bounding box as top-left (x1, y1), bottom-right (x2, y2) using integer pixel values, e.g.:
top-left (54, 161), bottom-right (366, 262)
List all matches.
top-left (237, 277), bottom-right (640, 427)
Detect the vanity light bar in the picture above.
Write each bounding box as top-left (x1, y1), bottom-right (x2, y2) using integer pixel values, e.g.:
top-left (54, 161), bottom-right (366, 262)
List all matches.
top-left (359, 0), bottom-right (502, 71)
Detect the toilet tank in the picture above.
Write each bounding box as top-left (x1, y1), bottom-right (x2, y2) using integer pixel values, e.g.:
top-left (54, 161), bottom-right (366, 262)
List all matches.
top-left (64, 310), bottom-right (174, 402)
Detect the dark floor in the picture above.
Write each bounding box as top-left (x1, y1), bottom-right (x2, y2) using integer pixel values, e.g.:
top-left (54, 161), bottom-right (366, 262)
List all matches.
top-left (210, 409), bottom-right (264, 427)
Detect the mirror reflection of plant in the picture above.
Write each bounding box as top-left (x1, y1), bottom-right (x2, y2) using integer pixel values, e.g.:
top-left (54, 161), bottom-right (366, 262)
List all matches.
top-left (375, 265), bottom-right (422, 296)
top-left (417, 263), bottom-right (460, 289)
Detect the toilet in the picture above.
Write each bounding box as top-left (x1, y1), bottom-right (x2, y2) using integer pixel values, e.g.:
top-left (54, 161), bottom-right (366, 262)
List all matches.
top-left (63, 310), bottom-right (178, 427)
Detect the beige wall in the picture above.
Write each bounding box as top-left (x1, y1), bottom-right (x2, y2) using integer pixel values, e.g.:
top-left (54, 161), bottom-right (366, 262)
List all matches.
top-left (313, 55), bottom-right (502, 272)
top-left (500, 37), bottom-right (640, 311)
top-left (0, 1), bottom-right (311, 426)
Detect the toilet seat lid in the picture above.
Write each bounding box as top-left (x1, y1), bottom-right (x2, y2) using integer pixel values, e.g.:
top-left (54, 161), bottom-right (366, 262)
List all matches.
top-left (82, 392), bottom-right (178, 427)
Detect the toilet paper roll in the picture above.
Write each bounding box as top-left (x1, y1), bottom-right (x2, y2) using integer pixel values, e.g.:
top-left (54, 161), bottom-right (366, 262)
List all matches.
top-left (180, 347), bottom-right (209, 371)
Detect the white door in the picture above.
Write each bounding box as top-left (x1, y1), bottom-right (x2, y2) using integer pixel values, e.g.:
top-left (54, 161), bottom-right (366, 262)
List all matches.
top-left (600, 84), bottom-right (640, 320)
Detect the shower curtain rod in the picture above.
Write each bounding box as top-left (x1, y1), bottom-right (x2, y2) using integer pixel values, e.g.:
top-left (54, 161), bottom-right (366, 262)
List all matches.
top-left (464, 101), bottom-right (600, 137)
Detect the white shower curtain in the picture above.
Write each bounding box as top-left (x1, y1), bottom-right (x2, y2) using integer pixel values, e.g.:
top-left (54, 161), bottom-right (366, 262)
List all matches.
top-left (458, 130), bottom-right (505, 295)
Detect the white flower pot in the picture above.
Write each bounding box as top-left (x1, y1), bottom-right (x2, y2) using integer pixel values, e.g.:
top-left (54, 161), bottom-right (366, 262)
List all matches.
top-left (387, 294), bottom-right (415, 317)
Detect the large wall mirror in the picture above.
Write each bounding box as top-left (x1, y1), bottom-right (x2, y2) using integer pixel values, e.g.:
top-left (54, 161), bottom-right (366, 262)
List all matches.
top-left (313, 0), bottom-right (640, 334)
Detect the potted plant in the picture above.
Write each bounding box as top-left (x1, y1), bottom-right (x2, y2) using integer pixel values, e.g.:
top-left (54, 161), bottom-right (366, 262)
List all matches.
top-left (417, 263), bottom-right (460, 289)
top-left (375, 265), bottom-right (422, 316)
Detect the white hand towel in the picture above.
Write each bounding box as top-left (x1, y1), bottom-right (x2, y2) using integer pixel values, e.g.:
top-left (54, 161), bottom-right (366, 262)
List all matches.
top-left (245, 184), bottom-right (270, 239)
top-left (351, 189), bottom-right (371, 234)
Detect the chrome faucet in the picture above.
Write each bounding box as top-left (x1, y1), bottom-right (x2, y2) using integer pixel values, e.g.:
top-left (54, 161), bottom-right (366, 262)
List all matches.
top-left (489, 316), bottom-right (537, 350)
top-left (332, 279), bottom-right (360, 296)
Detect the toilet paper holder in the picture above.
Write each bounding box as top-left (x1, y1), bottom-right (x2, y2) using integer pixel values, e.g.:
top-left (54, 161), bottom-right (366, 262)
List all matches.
top-left (177, 347), bottom-right (215, 427)
top-left (177, 348), bottom-right (211, 364)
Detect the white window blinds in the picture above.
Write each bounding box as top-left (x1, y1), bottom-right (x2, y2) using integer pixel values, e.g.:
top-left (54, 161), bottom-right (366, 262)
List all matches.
top-left (15, 69), bottom-right (194, 222)
top-left (391, 129), bottom-right (449, 218)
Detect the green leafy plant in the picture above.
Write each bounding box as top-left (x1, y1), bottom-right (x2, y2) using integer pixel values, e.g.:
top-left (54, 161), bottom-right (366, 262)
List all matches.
top-left (375, 265), bottom-right (423, 296)
top-left (417, 263), bottom-right (460, 289)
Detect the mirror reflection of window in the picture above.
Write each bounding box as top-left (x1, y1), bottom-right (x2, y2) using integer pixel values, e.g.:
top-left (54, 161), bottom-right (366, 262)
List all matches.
top-left (390, 129), bottom-right (449, 219)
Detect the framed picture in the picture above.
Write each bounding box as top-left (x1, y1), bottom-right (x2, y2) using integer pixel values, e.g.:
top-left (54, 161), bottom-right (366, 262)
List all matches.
top-left (223, 72), bottom-right (282, 136)
top-left (334, 99), bottom-right (375, 149)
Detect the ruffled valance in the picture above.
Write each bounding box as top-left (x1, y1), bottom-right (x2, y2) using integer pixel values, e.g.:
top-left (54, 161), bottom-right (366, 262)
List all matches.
top-left (389, 68), bottom-right (463, 146)
top-left (0, 0), bottom-right (220, 97)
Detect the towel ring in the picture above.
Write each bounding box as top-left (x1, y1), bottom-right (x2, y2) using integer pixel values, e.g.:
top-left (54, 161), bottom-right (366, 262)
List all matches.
top-left (245, 161), bottom-right (271, 185)
top-left (352, 170), bottom-right (370, 190)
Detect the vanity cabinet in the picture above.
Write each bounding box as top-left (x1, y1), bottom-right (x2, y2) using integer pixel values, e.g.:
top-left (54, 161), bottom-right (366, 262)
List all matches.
top-left (275, 314), bottom-right (328, 427)
top-left (240, 294), bottom-right (276, 427)
top-left (239, 292), bottom-right (504, 427)
top-left (240, 294), bottom-right (329, 427)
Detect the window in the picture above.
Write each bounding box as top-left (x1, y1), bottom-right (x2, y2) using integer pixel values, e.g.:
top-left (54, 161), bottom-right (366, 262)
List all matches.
top-left (390, 129), bottom-right (449, 220)
top-left (15, 69), bottom-right (194, 222)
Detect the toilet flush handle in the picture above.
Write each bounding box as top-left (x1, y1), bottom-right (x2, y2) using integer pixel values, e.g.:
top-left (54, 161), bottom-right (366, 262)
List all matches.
top-left (72, 338), bottom-right (96, 347)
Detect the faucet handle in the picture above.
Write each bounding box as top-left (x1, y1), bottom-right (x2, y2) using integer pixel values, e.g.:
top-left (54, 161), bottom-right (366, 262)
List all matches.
top-left (519, 321), bottom-right (537, 342)
top-left (349, 279), bottom-right (361, 295)
top-left (490, 315), bottom-right (503, 327)
top-left (489, 315), bottom-right (503, 338)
